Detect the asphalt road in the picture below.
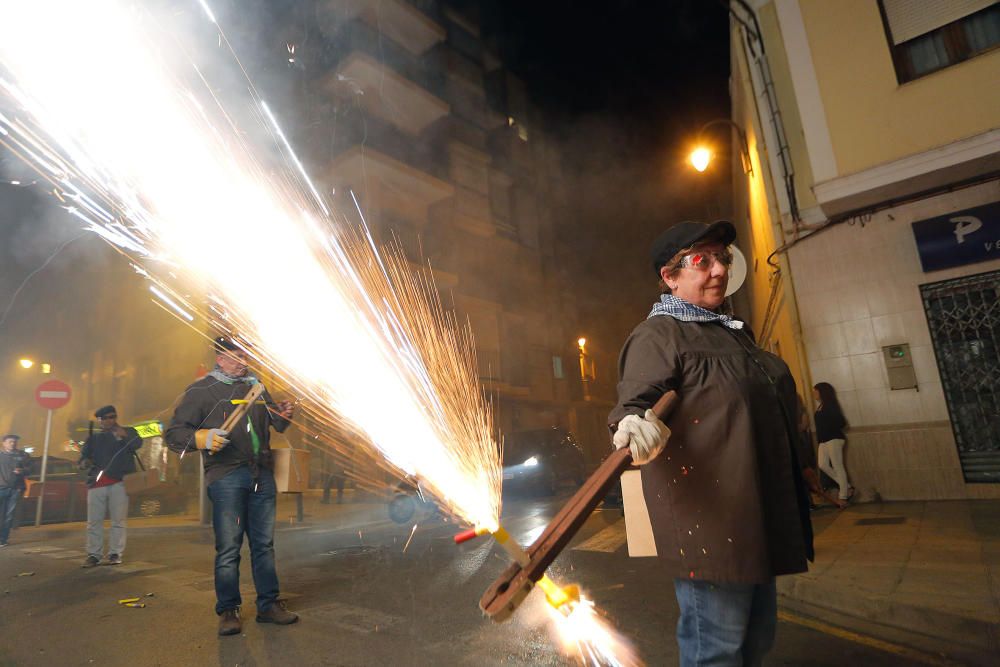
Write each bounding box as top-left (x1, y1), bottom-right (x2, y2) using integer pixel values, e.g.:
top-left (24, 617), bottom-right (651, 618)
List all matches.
top-left (0, 493), bottom-right (943, 666)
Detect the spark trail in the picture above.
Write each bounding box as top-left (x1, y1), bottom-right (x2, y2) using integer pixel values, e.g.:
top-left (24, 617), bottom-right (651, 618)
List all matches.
top-left (0, 0), bottom-right (499, 531)
top-left (0, 2), bottom-right (639, 663)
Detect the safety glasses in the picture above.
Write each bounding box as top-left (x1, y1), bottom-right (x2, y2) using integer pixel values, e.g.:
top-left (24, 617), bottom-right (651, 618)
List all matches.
top-left (678, 248), bottom-right (733, 271)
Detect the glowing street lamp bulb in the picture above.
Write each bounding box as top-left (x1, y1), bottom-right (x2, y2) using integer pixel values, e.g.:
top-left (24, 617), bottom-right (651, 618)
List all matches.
top-left (577, 337), bottom-right (586, 349)
top-left (19, 359), bottom-right (34, 369)
top-left (690, 147), bottom-right (712, 172)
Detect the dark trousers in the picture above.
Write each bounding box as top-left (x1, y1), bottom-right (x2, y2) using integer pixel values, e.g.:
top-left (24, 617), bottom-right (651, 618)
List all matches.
top-left (207, 467), bottom-right (279, 615)
top-left (322, 473), bottom-right (345, 503)
top-left (0, 487), bottom-right (21, 544)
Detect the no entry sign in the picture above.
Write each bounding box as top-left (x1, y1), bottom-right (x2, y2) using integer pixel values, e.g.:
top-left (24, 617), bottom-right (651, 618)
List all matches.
top-left (35, 379), bottom-right (72, 410)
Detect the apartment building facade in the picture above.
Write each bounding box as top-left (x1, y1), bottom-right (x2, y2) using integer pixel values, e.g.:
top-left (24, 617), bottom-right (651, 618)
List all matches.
top-left (728, 0), bottom-right (1000, 500)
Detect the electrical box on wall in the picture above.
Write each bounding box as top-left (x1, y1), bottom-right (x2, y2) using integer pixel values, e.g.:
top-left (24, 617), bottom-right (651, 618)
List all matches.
top-left (883, 343), bottom-right (918, 390)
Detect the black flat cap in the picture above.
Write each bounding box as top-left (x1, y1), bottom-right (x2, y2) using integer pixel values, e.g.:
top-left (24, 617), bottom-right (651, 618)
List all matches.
top-left (650, 220), bottom-right (737, 275)
top-left (2, 434), bottom-right (20, 441)
top-left (213, 336), bottom-right (241, 354)
top-left (94, 405), bottom-right (117, 419)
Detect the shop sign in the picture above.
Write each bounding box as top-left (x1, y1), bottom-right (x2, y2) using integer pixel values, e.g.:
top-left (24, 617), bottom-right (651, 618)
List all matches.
top-left (130, 420), bottom-right (163, 438)
top-left (912, 201), bottom-right (1000, 272)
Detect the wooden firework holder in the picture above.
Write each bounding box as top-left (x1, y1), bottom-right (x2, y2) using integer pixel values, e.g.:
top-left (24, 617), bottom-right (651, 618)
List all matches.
top-left (479, 390), bottom-right (679, 621)
top-left (221, 383), bottom-right (265, 433)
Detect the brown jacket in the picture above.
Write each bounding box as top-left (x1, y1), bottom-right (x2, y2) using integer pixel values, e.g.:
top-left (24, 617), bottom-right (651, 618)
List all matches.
top-left (609, 315), bottom-right (813, 583)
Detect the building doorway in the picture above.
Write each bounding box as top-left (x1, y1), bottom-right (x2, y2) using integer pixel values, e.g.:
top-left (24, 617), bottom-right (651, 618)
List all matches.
top-left (921, 269), bottom-right (1000, 482)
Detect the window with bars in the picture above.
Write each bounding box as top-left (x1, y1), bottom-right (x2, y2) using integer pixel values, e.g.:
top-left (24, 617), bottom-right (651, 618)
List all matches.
top-left (878, 1), bottom-right (1000, 83)
top-left (921, 269), bottom-right (1000, 482)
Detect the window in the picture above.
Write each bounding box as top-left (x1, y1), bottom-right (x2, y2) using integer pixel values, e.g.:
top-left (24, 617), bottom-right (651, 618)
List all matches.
top-left (879, 1), bottom-right (1000, 82)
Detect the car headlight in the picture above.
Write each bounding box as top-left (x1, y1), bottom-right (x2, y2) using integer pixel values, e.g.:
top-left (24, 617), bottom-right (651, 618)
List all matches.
top-left (523, 456), bottom-right (538, 467)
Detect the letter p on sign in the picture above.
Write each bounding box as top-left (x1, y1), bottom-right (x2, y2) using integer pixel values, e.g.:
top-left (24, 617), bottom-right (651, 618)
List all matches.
top-left (952, 216), bottom-right (983, 244)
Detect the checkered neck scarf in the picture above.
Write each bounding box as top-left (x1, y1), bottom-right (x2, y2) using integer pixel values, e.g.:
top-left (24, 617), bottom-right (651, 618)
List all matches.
top-left (648, 294), bottom-right (744, 330)
top-left (208, 366), bottom-right (260, 385)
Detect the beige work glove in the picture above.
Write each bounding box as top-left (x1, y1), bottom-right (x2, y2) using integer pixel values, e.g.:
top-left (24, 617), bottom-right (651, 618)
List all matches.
top-left (613, 410), bottom-right (670, 465)
top-left (195, 428), bottom-right (230, 453)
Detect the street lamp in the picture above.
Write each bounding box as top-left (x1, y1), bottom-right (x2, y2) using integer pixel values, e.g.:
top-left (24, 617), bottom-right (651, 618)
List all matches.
top-left (688, 119), bottom-right (752, 176)
top-left (577, 337), bottom-right (594, 401)
top-left (19, 358), bottom-right (34, 369)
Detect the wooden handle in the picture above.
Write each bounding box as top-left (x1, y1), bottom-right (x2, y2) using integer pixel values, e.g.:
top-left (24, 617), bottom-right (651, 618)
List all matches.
top-left (480, 389), bottom-right (679, 620)
top-left (221, 383), bottom-right (264, 433)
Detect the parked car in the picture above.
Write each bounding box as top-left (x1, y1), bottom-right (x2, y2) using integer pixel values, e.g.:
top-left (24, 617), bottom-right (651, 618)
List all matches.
top-left (19, 456), bottom-right (188, 525)
top-left (19, 456), bottom-right (87, 525)
top-left (502, 428), bottom-right (586, 496)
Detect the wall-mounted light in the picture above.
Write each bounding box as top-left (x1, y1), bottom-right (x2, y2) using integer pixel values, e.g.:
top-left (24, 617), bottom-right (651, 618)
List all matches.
top-left (688, 119), bottom-right (752, 175)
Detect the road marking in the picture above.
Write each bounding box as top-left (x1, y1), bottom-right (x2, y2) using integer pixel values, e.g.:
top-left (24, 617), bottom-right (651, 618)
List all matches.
top-left (777, 610), bottom-right (962, 666)
top-left (571, 520), bottom-right (626, 553)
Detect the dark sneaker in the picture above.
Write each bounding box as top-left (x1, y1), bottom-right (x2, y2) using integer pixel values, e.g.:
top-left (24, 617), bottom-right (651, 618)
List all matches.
top-left (256, 600), bottom-right (298, 625)
top-left (218, 608), bottom-right (242, 636)
top-left (105, 553), bottom-right (122, 565)
top-left (82, 555), bottom-right (101, 568)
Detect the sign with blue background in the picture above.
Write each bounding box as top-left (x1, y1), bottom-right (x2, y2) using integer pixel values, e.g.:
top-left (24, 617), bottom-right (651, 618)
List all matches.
top-left (912, 201), bottom-right (1000, 272)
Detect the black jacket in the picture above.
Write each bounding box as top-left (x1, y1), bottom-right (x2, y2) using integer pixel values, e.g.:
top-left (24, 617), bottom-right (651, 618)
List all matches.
top-left (0, 448), bottom-right (31, 490)
top-left (164, 376), bottom-right (290, 486)
top-left (80, 428), bottom-right (143, 486)
top-left (814, 406), bottom-right (847, 443)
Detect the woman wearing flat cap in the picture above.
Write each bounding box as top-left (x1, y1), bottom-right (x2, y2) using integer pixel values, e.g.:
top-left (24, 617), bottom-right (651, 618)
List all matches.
top-left (609, 220), bottom-right (813, 666)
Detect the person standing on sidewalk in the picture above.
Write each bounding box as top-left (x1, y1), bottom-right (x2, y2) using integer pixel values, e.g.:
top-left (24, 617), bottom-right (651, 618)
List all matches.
top-left (78, 406), bottom-right (142, 567)
top-left (165, 336), bottom-right (298, 637)
top-left (0, 434), bottom-right (31, 547)
top-left (610, 221), bottom-right (813, 667)
top-left (814, 382), bottom-right (854, 503)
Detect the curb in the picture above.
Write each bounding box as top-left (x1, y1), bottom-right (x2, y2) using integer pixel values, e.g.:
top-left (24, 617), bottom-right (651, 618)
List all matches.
top-left (778, 574), bottom-right (1000, 656)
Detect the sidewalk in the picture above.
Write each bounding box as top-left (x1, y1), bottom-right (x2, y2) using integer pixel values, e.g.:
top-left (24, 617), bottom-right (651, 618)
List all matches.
top-left (778, 500), bottom-right (1000, 662)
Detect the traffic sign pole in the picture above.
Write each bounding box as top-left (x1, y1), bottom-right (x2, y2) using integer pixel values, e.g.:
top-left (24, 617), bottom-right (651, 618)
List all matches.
top-left (32, 379), bottom-right (72, 527)
top-left (34, 408), bottom-right (53, 526)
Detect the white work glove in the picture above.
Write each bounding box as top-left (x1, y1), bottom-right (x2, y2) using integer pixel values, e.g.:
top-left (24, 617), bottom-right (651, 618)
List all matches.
top-left (195, 428), bottom-right (230, 453)
top-left (613, 410), bottom-right (671, 465)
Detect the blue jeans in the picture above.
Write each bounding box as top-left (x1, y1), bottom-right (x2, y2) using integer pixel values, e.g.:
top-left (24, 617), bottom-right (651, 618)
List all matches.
top-left (0, 487), bottom-right (20, 544)
top-left (674, 578), bottom-right (777, 666)
top-left (207, 466), bottom-right (280, 615)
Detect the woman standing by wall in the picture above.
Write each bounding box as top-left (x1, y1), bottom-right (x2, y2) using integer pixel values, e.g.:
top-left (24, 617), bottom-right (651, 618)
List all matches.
top-left (814, 382), bottom-right (854, 503)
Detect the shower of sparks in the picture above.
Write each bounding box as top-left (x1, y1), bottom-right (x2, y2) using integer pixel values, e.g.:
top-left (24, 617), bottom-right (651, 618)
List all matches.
top-left (548, 594), bottom-right (643, 667)
top-left (0, 0), bottom-right (500, 532)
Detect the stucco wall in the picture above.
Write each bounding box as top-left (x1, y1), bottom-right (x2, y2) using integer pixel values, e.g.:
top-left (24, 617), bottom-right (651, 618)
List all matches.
top-left (797, 0), bottom-right (1000, 178)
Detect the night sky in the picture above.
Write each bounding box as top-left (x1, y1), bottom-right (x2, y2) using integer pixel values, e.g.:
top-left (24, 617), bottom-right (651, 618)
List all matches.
top-left (481, 0), bottom-right (734, 364)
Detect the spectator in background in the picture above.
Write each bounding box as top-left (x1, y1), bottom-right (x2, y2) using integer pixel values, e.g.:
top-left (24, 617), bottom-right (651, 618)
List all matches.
top-left (796, 395), bottom-right (846, 510)
top-left (79, 405), bottom-right (142, 567)
top-left (814, 382), bottom-right (854, 504)
top-left (322, 463), bottom-right (346, 505)
top-left (0, 434), bottom-right (30, 547)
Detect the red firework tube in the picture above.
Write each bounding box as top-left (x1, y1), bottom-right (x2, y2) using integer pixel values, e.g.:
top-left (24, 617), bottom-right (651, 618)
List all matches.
top-left (454, 528), bottom-right (480, 544)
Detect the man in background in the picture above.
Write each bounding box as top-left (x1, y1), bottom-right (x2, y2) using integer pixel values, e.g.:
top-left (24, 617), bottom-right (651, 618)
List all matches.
top-left (0, 434), bottom-right (30, 547)
top-left (79, 405), bottom-right (142, 567)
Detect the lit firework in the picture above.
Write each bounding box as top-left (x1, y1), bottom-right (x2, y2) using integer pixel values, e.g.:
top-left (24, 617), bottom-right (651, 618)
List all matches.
top-left (0, 2), bottom-right (638, 664)
top-left (0, 0), bottom-right (499, 532)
